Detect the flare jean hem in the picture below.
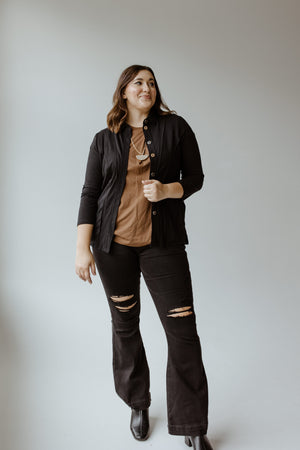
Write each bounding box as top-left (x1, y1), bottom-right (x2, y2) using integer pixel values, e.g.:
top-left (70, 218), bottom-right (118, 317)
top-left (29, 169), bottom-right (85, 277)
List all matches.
top-left (168, 422), bottom-right (208, 436)
top-left (119, 393), bottom-right (151, 410)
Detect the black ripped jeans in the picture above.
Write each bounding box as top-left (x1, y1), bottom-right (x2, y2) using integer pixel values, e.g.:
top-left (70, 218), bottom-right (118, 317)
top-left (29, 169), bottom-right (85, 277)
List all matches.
top-left (91, 241), bottom-right (209, 436)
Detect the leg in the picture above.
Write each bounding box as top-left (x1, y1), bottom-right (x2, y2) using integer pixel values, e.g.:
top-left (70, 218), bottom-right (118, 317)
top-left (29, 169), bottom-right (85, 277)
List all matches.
top-left (92, 241), bottom-right (151, 409)
top-left (139, 244), bottom-right (208, 436)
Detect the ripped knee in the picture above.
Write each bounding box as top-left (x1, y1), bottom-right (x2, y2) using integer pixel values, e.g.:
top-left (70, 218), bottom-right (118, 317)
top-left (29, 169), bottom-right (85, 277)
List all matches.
top-left (167, 306), bottom-right (193, 318)
top-left (110, 294), bottom-right (137, 312)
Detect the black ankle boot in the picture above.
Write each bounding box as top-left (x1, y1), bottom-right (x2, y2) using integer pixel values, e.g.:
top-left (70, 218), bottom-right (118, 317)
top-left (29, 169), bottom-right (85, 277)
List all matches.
top-left (130, 408), bottom-right (149, 440)
top-left (184, 435), bottom-right (213, 450)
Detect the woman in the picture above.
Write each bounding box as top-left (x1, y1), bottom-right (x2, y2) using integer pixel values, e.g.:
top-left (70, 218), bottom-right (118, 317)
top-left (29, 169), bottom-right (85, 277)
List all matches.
top-left (75, 64), bottom-right (213, 450)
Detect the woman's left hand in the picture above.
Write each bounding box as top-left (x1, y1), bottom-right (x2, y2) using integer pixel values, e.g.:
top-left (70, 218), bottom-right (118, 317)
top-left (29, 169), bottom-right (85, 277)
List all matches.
top-left (142, 179), bottom-right (167, 202)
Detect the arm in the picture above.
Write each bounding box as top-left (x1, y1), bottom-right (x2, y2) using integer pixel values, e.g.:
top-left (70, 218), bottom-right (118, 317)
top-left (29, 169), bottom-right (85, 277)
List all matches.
top-left (76, 133), bottom-right (102, 284)
top-left (177, 126), bottom-right (204, 201)
top-left (76, 223), bottom-right (94, 250)
top-left (77, 133), bottom-right (103, 226)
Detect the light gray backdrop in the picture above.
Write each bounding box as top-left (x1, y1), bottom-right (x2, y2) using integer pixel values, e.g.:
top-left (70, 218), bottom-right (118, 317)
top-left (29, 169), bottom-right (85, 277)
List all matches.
top-left (1, 1), bottom-right (299, 449)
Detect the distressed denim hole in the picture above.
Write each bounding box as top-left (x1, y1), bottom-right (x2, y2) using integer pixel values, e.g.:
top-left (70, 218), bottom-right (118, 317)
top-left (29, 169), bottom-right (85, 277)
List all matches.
top-left (115, 302), bottom-right (137, 312)
top-left (110, 294), bottom-right (136, 312)
top-left (110, 294), bottom-right (134, 302)
top-left (167, 306), bottom-right (193, 318)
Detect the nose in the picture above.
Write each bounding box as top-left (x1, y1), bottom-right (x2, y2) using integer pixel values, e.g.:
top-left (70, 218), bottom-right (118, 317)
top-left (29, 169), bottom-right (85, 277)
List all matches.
top-left (143, 83), bottom-right (150, 92)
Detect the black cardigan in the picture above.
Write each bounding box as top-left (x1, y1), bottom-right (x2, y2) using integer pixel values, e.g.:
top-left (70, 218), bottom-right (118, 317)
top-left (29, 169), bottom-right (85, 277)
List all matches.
top-left (77, 110), bottom-right (204, 253)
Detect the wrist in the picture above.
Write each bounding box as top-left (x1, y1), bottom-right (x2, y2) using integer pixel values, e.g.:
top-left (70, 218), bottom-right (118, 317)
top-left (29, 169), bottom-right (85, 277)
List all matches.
top-left (163, 183), bottom-right (170, 200)
top-left (76, 243), bottom-right (91, 252)
top-left (163, 182), bottom-right (184, 199)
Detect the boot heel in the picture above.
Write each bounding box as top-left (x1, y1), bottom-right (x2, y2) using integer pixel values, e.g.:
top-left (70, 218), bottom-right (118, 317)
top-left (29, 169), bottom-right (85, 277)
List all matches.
top-left (184, 436), bottom-right (192, 447)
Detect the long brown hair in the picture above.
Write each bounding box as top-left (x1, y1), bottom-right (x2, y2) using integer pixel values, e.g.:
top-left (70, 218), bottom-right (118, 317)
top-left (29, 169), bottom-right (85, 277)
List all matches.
top-left (107, 65), bottom-right (176, 133)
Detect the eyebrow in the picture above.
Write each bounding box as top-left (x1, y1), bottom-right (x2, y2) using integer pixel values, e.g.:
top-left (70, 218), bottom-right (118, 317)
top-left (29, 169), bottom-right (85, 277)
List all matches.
top-left (134, 77), bottom-right (155, 82)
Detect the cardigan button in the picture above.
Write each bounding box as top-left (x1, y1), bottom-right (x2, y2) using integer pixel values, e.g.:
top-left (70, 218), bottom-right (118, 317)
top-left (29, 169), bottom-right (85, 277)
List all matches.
top-left (151, 172), bottom-right (155, 177)
top-left (150, 153), bottom-right (155, 157)
top-left (147, 140), bottom-right (152, 145)
top-left (144, 125), bottom-right (148, 130)
top-left (152, 210), bottom-right (157, 215)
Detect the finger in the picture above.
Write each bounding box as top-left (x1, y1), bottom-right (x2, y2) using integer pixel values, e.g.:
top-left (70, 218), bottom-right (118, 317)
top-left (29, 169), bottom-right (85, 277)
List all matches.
top-left (84, 269), bottom-right (92, 284)
top-left (142, 179), bottom-right (155, 184)
top-left (80, 268), bottom-right (90, 282)
top-left (78, 271), bottom-right (86, 282)
top-left (75, 266), bottom-right (84, 276)
top-left (144, 190), bottom-right (155, 198)
top-left (91, 261), bottom-right (96, 276)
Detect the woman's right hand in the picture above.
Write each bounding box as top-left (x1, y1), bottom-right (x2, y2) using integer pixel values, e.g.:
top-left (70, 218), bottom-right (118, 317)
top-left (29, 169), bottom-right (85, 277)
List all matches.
top-left (75, 247), bottom-right (96, 284)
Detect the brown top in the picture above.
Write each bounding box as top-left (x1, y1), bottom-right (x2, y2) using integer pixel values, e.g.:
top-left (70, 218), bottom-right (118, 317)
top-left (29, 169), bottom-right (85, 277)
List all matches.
top-left (113, 126), bottom-right (152, 246)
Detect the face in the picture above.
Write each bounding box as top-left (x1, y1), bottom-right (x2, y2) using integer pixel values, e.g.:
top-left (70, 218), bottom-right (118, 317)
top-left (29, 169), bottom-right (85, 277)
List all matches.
top-left (123, 70), bottom-right (157, 114)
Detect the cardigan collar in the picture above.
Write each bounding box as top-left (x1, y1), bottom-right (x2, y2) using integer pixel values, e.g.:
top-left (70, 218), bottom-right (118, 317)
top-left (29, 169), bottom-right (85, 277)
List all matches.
top-left (122, 108), bottom-right (159, 132)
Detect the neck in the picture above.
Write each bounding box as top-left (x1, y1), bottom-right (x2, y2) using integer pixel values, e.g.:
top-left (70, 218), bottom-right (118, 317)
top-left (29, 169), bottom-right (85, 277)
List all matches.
top-left (126, 108), bottom-right (151, 127)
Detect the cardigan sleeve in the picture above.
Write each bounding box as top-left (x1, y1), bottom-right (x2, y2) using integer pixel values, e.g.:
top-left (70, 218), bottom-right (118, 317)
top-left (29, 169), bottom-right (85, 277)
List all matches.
top-left (77, 133), bottom-right (103, 226)
top-left (177, 124), bottom-right (204, 201)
